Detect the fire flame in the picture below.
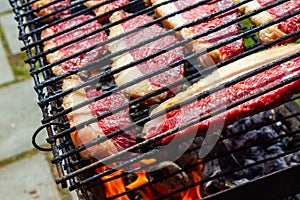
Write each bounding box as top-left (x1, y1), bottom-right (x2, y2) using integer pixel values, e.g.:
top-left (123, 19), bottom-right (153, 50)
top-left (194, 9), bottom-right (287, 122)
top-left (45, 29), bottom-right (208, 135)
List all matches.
top-left (181, 170), bottom-right (202, 200)
top-left (126, 171), bottom-right (149, 190)
top-left (96, 165), bottom-right (153, 200)
top-left (126, 170), bottom-right (154, 199)
top-left (97, 166), bottom-right (130, 200)
top-left (181, 163), bottom-right (203, 200)
top-left (97, 161), bottom-right (203, 200)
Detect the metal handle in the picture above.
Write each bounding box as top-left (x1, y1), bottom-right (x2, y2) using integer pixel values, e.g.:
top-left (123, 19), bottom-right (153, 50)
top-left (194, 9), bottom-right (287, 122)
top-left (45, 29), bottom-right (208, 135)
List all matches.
top-left (32, 122), bottom-right (64, 151)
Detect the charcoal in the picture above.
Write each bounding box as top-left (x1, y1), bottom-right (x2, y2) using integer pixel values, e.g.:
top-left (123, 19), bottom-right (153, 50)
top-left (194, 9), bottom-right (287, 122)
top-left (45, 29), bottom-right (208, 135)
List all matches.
top-left (218, 108), bottom-right (300, 184)
top-left (175, 136), bottom-right (204, 168)
top-left (282, 194), bottom-right (300, 200)
top-left (201, 177), bottom-right (225, 197)
top-left (266, 144), bottom-right (285, 154)
top-left (201, 159), bottom-right (225, 196)
top-left (232, 178), bottom-right (249, 186)
top-left (249, 146), bottom-right (264, 159)
top-left (147, 161), bottom-right (190, 197)
top-left (264, 158), bottom-right (288, 173)
top-left (291, 151), bottom-right (300, 163)
top-left (225, 110), bottom-right (276, 137)
top-left (233, 163), bottom-right (264, 180)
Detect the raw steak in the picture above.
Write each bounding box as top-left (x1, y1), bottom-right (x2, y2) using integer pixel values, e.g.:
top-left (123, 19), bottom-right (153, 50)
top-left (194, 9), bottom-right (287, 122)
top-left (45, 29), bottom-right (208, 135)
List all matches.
top-left (108, 11), bottom-right (185, 103)
top-left (238, 0), bottom-right (300, 43)
top-left (142, 44), bottom-right (300, 143)
top-left (63, 75), bottom-right (136, 160)
top-left (151, 0), bottom-right (244, 67)
top-left (41, 15), bottom-right (108, 76)
top-left (32, 0), bottom-right (70, 22)
top-left (84, 0), bottom-right (129, 18)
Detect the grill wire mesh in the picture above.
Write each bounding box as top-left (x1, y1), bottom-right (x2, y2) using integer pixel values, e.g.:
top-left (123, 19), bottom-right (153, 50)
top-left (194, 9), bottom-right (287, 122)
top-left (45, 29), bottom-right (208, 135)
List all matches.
top-left (8, 0), bottom-right (300, 199)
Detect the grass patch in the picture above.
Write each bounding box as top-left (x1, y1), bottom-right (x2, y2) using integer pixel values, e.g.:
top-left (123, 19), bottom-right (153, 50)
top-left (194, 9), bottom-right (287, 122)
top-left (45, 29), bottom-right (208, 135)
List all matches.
top-left (293, 93), bottom-right (300, 106)
top-left (8, 52), bottom-right (31, 81)
top-left (0, 149), bottom-right (40, 168)
top-left (0, 18), bottom-right (31, 82)
top-left (239, 17), bottom-right (259, 47)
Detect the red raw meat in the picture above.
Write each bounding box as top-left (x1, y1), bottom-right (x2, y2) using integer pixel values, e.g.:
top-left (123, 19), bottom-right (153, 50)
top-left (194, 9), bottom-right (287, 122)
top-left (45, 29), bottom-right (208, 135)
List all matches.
top-left (87, 90), bottom-right (136, 151)
top-left (41, 15), bottom-right (107, 76)
top-left (108, 11), bottom-right (185, 103)
top-left (32, 0), bottom-right (71, 21)
top-left (152, 0), bottom-right (244, 67)
top-left (63, 76), bottom-right (136, 160)
top-left (84, 0), bottom-right (129, 19)
top-left (143, 55), bottom-right (300, 144)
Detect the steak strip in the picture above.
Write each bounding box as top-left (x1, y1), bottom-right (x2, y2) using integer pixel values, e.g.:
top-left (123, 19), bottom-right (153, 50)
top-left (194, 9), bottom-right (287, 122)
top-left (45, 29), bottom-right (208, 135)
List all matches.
top-left (142, 44), bottom-right (300, 143)
top-left (84, 0), bottom-right (129, 19)
top-left (108, 10), bottom-right (185, 103)
top-left (41, 15), bottom-right (107, 76)
top-left (62, 75), bottom-right (136, 160)
top-left (32, 0), bottom-right (71, 22)
top-left (151, 0), bottom-right (244, 67)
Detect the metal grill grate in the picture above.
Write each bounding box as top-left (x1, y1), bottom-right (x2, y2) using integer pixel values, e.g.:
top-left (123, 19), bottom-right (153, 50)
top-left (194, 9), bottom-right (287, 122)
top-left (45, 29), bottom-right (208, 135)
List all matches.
top-left (8, 0), bottom-right (300, 199)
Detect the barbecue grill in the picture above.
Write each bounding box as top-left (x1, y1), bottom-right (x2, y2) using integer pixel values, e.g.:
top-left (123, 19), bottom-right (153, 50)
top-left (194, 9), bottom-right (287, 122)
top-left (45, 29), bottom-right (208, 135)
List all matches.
top-left (8, 0), bottom-right (300, 199)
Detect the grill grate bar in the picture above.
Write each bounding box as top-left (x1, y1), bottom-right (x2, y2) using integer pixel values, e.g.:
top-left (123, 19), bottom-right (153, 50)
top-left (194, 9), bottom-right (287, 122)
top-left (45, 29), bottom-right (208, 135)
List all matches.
top-left (29, 0), bottom-right (284, 78)
top-left (68, 126), bottom-right (300, 195)
top-left (61, 75), bottom-right (300, 178)
top-left (21, 0), bottom-right (146, 51)
top-left (51, 67), bottom-right (300, 175)
top-left (14, 0), bottom-right (54, 9)
top-left (28, 0), bottom-right (255, 75)
top-left (26, 1), bottom-right (170, 72)
top-left (77, 131), bottom-right (300, 199)
top-left (201, 164), bottom-right (300, 200)
top-left (46, 39), bottom-right (300, 150)
top-left (21, 0), bottom-right (70, 23)
top-left (66, 99), bottom-right (300, 170)
top-left (159, 147), bottom-right (300, 200)
top-left (35, 12), bottom-right (300, 114)
top-left (54, 70), bottom-right (300, 184)
top-left (33, 4), bottom-right (299, 101)
top-left (41, 28), bottom-right (299, 124)
top-left (19, 0), bottom-right (97, 20)
top-left (19, 0), bottom-right (135, 36)
top-left (20, 0), bottom-right (220, 47)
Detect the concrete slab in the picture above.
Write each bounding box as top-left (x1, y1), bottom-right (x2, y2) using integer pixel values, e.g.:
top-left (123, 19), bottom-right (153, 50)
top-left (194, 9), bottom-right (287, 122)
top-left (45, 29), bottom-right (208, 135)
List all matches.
top-left (0, 13), bottom-right (23, 54)
top-left (0, 153), bottom-right (61, 200)
top-left (0, 1), bottom-right (12, 13)
top-left (0, 79), bottom-right (46, 161)
top-left (70, 191), bottom-right (79, 200)
top-left (0, 39), bottom-right (14, 84)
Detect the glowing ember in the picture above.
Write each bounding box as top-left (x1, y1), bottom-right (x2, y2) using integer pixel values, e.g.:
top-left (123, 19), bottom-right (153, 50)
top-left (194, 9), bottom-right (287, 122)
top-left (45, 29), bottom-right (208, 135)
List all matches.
top-left (96, 166), bottom-right (130, 200)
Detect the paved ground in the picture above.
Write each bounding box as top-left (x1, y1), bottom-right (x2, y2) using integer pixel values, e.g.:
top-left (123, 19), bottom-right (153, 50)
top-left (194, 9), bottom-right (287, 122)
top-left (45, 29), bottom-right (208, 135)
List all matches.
top-left (0, 1), bottom-right (78, 200)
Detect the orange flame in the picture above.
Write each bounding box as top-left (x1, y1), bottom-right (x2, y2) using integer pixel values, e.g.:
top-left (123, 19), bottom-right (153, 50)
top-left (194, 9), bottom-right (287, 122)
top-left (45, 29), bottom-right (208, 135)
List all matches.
top-left (97, 166), bottom-right (130, 200)
top-left (97, 161), bottom-right (203, 200)
top-left (126, 171), bottom-right (149, 190)
top-left (182, 165), bottom-right (203, 200)
top-left (126, 170), bottom-right (154, 200)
